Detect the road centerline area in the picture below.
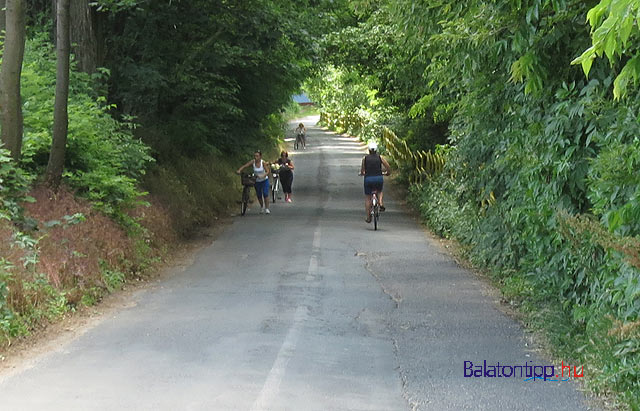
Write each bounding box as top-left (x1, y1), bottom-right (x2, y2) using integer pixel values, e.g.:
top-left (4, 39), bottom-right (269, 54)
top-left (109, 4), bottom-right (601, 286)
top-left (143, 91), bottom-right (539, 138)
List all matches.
top-left (251, 226), bottom-right (321, 411)
top-left (250, 304), bottom-right (308, 411)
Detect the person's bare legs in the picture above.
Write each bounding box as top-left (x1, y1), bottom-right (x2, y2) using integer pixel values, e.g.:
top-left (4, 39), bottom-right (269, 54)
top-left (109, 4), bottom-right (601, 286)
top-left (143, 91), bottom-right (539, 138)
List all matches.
top-left (365, 195), bottom-right (372, 222)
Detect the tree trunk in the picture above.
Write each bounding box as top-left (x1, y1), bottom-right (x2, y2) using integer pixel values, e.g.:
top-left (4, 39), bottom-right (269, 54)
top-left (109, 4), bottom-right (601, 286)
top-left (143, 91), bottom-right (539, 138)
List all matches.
top-left (46, 0), bottom-right (70, 188)
top-left (0, 0), bottom-right (26, 160)
top-left (71, 0), bottom-right (102, 73)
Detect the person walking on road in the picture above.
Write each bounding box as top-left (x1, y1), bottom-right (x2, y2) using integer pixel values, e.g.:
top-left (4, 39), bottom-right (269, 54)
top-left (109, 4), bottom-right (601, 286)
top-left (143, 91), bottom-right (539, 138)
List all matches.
top-left (237, 150), bottom-right (271, 214)
top-left (276, 151), bottom-right (295, 202)
top-left (360, 141), bottom-right (391, 223)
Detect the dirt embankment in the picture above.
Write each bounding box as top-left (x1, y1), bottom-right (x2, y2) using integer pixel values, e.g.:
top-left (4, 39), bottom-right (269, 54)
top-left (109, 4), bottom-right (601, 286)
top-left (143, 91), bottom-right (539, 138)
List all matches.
top-left (1, 184), bottom-right (227, 370)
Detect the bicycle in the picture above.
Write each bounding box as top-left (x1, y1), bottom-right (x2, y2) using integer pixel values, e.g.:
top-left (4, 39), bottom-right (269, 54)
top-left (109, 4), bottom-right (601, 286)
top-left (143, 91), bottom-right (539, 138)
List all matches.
top-left (370, 188), bottom-right (381, 230)
top-left (360, 171), bottom-right (388, 230)
top-left (239, 172), bottom-right (256, 216)
top-left (270, 165), bottom-right (282, 203)
top-left (294, 132), bottom-right (305, 150)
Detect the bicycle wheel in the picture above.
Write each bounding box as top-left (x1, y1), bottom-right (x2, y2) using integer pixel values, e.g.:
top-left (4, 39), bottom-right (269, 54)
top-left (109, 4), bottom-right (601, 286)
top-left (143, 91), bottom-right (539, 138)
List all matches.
top-left (277, 177), bottom-right (281, 199)
top-left (372, 193), bottom-right (379, 230)
top-left (271, 177), bottom-right (278, 202)
top-left (241, 187), bottom-right (249, 216)
top-left (373, 205), bottom-right (379, 230)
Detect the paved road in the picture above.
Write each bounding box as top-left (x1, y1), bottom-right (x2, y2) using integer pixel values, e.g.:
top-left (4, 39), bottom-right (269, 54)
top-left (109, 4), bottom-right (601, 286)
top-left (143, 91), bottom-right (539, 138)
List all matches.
top-left (0, 117), bottom-right (594, 410)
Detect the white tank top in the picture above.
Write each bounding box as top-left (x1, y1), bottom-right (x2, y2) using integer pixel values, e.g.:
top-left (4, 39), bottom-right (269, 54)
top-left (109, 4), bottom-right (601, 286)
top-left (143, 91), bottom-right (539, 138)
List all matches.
top-left (253, 159), bottom-right (268, 182)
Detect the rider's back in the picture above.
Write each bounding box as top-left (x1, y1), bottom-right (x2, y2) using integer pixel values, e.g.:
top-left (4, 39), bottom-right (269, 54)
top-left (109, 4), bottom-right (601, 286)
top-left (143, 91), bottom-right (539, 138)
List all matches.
top-left (364, 153), bottom-right (382, 176)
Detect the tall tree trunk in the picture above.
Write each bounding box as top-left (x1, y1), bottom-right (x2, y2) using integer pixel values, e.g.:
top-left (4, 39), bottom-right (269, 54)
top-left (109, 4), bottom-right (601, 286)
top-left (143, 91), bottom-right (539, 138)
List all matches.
top-left (46, 0), bottom-right (70, 188)
top-left (71, 0), bottom-right (102, 73)
top-left (0, 0), bottom-right (26, 160)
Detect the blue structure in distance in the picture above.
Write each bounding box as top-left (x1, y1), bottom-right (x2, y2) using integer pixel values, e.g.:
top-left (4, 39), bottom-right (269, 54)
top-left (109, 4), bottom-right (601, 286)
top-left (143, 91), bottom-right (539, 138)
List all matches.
top-left (292, 93), bottom-right (313, 105)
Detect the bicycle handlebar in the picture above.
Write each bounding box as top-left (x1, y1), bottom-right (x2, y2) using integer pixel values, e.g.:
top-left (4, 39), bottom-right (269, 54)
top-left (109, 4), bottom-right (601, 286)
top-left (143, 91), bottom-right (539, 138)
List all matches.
top-left (358, 171), bottom-right (390, 176)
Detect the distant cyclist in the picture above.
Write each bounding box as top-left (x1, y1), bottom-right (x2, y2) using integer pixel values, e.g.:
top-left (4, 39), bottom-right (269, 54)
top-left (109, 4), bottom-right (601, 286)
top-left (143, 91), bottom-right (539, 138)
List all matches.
top-left (294, 122), bottom-right (306, 149)
top-left (360, 141), bottom-right (391, 223)
top-left (237, 150), bottom-right (271, 214)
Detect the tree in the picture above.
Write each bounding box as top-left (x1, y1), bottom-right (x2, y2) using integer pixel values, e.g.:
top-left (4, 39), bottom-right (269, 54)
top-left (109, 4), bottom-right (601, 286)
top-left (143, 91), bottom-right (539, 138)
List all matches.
top-left (70, 1), bottom-right (103, 73)
top-left (102, 0), bottom-right (323, 157)
top-left (46, 0), bottom-right (70, 188)
top-left (0, 0), bottom-right (26, 160)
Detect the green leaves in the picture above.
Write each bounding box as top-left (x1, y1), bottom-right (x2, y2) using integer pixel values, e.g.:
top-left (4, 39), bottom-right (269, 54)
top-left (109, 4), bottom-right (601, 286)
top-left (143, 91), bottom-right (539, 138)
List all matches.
top-left (103, 0), bottom-right (325, 157)
top-left (572, 0), bottom-right (640, 99)
top-left (510, 52), bottom-right (546, 94)
top-left (612, 56), bottom-right (640, 99)
top-left (0, 146), bottom-right (34, 228)
top-left (89, 0), bottom-right (140, 12)
top-left (20, 34), bottom-right (154, 226)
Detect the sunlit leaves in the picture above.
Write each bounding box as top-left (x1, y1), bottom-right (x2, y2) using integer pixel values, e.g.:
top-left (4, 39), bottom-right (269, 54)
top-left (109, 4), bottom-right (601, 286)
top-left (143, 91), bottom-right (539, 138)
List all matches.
top-left (510, 52), bottom-right (546, 94)
top-left (572, 0), bottom-right (640, 99)
top-left (612, 55), bottom-right (640, 99)
top-left (89, 0), bottom-right (140, 12)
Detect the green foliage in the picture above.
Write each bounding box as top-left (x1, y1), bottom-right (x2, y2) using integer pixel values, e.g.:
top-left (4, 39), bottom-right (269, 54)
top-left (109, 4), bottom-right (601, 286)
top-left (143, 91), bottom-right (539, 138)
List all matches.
top-left (0, 147), bottom-right (35, 224)
top-left (91, 0), bottom-right (141, 12)
top-left (0, 30), bottom-right (160, 347)
top-left (586, 105), bottom-right (640, 235)
top-left (20, 34), bottom-right (154, 226)
top-left (572, 0), bottom-right (640, 99)
top-left (308, 65), bottom-right (392, 142)
top-left (0, 260), bottom-right (18, 339)
top-left (101, 0), bottom-right (328, 159)
top-left (80, 287), bottom-right (101, 307)
top-left (100, 263), bottom-right (125, 293)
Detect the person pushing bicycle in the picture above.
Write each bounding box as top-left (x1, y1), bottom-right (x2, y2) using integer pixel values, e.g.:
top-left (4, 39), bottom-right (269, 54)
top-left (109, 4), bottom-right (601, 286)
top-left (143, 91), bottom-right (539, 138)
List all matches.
top-left (237, 150), bottom-right (271, 214)
top-left (275, 151), bottom-right (295, 202)
top-left (360, 141), bottom-right (391, 223)
top-left (294, 123), bottom-right (306, 149)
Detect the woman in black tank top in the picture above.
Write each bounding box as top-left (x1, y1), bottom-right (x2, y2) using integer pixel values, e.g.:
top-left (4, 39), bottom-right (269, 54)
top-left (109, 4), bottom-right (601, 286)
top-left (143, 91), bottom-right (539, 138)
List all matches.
top-left (360, 142), bottom-right (391, 223)
top-left (277, 151), bottom-right (295, 202)
top-left (364, 153), bottom-right (383, 176)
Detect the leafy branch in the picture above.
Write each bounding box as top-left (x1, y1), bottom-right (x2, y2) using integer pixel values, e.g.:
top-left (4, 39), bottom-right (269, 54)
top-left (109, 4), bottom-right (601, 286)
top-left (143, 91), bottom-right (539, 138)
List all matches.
top-left (572, 0), bottom-right (640, 99)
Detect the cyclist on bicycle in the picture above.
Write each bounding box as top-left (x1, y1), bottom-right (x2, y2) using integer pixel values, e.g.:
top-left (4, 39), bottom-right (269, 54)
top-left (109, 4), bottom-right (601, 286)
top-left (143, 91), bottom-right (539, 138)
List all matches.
top-left (294, 123), bottom-right (306, 149)
top-left (237, 150), bottom-right (271, 214)
top-left (360, 141), bottom-right (391, 223)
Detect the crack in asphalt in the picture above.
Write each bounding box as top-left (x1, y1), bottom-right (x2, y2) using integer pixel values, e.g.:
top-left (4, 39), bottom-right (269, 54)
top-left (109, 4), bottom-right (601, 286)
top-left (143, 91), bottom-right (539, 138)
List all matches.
top-left (361, 254), bottom-right (403, 308)
top-left (355, 251), bottom-right (421, 410)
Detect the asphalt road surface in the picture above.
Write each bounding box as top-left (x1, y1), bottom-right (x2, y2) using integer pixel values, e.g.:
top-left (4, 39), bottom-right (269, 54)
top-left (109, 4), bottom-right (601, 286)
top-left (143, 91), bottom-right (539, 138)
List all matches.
top-left (0, 117), bottom-right (595, 410)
